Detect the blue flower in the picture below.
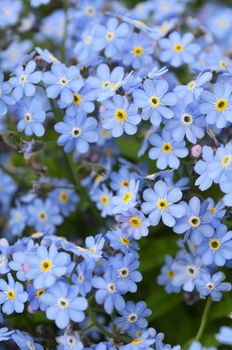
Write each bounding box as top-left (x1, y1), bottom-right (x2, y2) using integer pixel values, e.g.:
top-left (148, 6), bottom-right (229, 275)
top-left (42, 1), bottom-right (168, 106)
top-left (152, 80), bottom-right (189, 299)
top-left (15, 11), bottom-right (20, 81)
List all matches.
top-left (27, 244), bottom-right (71, 289)
top-left (27, 198), bottom-right (63, 234)
top-left (0, 273), bottom-right (27, 314)
top-left (174, 72), bottom-right (212, 104)
top-left (16, 96), bottom-right (46, 137)
top-left (59, 85), bottom-right (95, 115)
top-left (0, 71), bottom-right (15, 116)
top-left (206, 142), bottom-right (232, 185)
top-left (10, 60), bottom-right (42, 100)
top-left (87, 64), bottom-right (129, 102)
top-left (120, 329), bottom-right (156, 350)
top-left (200, 82), bottom-right (232, 128)
top-left (102, 95), bottom-right (141, 138)
top-left (141, 180), bottom-right (185, 227)
top-left (206, 198), bottom-right (226, 220)
top-left (54, 113), bottom-right (98, 153)
top-left (74, 27), bottom-right (97, 63)
top-left (40, 280), bottom-right (88, 329)
top-left (114, 301), bottom-right (151, 336)
top-left (194, 146), bottom-right (214, 191)
top-left (116, 208), bottom-right (150, 240)
top-left (148, 129), bottom-right (188, 169)
top-left (72, 261), bottom-right (93, 297)
top-left (0, 40), bottom-right (31, 72)
top-left (0, 1), bottom-right (22, 28)
top-left (91, 185), bottom-right (114, 217)
top-left (173, 197), bottom-right (214, 244)
top-left (196, 271), bottom-right (231, 301)
top-left (110, 167), bottom-right (131, 191)
top-left (216, 326), bottom-right (232, 345)
top-left (122, 33), bottom-right (153, 70)
top-left (93, 18), bottom-right (129, 58)
top-left (197, 223), bottom-right (232, 266)
top-left (43, 63), bottom-right (83, 104)
top-left (160, 31), bottom-right (200, 67)
top-left (110, 253), bottom-right (142, 293)
top-left (48, 179), bottom-right (79, 217)
top-left (12, 330), bottom-right (44, 350)
top-left (133, 79), bottom-right (177, 126)
top-left (157, 255), bottom-right (181, 294)
top-left (112, 179), bottom-right (139, 214)
top-left (57, 331), bottom-right (84, 350)
top-left (165, 102), bottom-right (205, 144)
top-left (27, 284), bottom-right (46, 312)
top-left (172, 254), bottom-right (203, 292)
top-left (8, 203), bottom-right (27, 236)
top-left (106, 229), bottom-right (139, 254)
top-left (92, 269), bottom-right (126, 314)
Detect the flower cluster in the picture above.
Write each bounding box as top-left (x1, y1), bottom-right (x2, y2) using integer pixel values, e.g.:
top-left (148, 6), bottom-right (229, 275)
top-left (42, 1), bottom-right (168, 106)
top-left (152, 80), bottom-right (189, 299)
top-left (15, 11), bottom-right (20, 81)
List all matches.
top-left (0, 0), bottom-right (232, 349)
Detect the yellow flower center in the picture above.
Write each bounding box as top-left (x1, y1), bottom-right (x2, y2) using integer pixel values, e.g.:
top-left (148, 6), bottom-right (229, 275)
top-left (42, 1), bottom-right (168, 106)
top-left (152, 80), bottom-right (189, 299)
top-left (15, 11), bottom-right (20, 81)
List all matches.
top-left (187, 81), bottom-right (196, 90)
top-left (162, 143), bottom-right (172, 153)
top-left (36, 288), bottom-right (45, 298)
top-left (40, 259), bottom-right (52, 272)
top-left (19, 75), bottom-right (27, 84)
top-left (131, 338), bottom-right (142, 345)
top-left (115, 109), bottom-right (127, 122)
top-left (105, 31), bottom-right (115, 41)
top-left (209, 239), bottom-right (221, 251)
top-left (188, 216), bottom-right (201, 228)
top-left (149, 96), bottom-right (160, 108)
top-left (173, 43), bottom-right (184, 52)
top-left (120, 237), bottom-right (130, 246)
top-left (167, 271), bottom-right (175, 278)
top-left (73, 93), bottom-right (82, 105)
top-left (210, 207), bottom-right (217, 214)
top-left (89, 247), bottom-right (96, 253)
top-left (219, 60), bottom-right (227, 69)
top-left (157, 199), bottom-right (168, 210)
top-left (215, 98), bottom-right (228, 112)
top-left (120, 180), bottom-right (129, 187)
top-left (102, 81), bottom-right (110, 88)
top-left (221, 154), bottom-right (232, 168)
top-left (132, 46), bottom-right (144, 57)
top-left (123, 192), bottom-right (132, 203)
top-left (7, 289), bottom-right (15, 300)
top-left (59, 191), bottom-right (69, 203)
top-left (129, 216), bottom-right (142, 227)
top-left (100, 195), bottom-right (109, 205)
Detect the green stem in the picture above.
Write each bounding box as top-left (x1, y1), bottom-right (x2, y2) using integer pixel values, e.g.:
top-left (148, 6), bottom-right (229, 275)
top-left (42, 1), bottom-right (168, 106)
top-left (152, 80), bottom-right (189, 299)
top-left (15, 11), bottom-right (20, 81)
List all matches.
top-left (87, 305), bottom-right (114, 339)
top-left (195, 298), bottom-right (212, 341)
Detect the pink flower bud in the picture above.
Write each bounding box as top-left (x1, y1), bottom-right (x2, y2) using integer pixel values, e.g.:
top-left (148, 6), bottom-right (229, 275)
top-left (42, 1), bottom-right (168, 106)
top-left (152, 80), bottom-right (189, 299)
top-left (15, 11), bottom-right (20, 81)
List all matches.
top-left (191, 144), bottom-right (202, 158)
